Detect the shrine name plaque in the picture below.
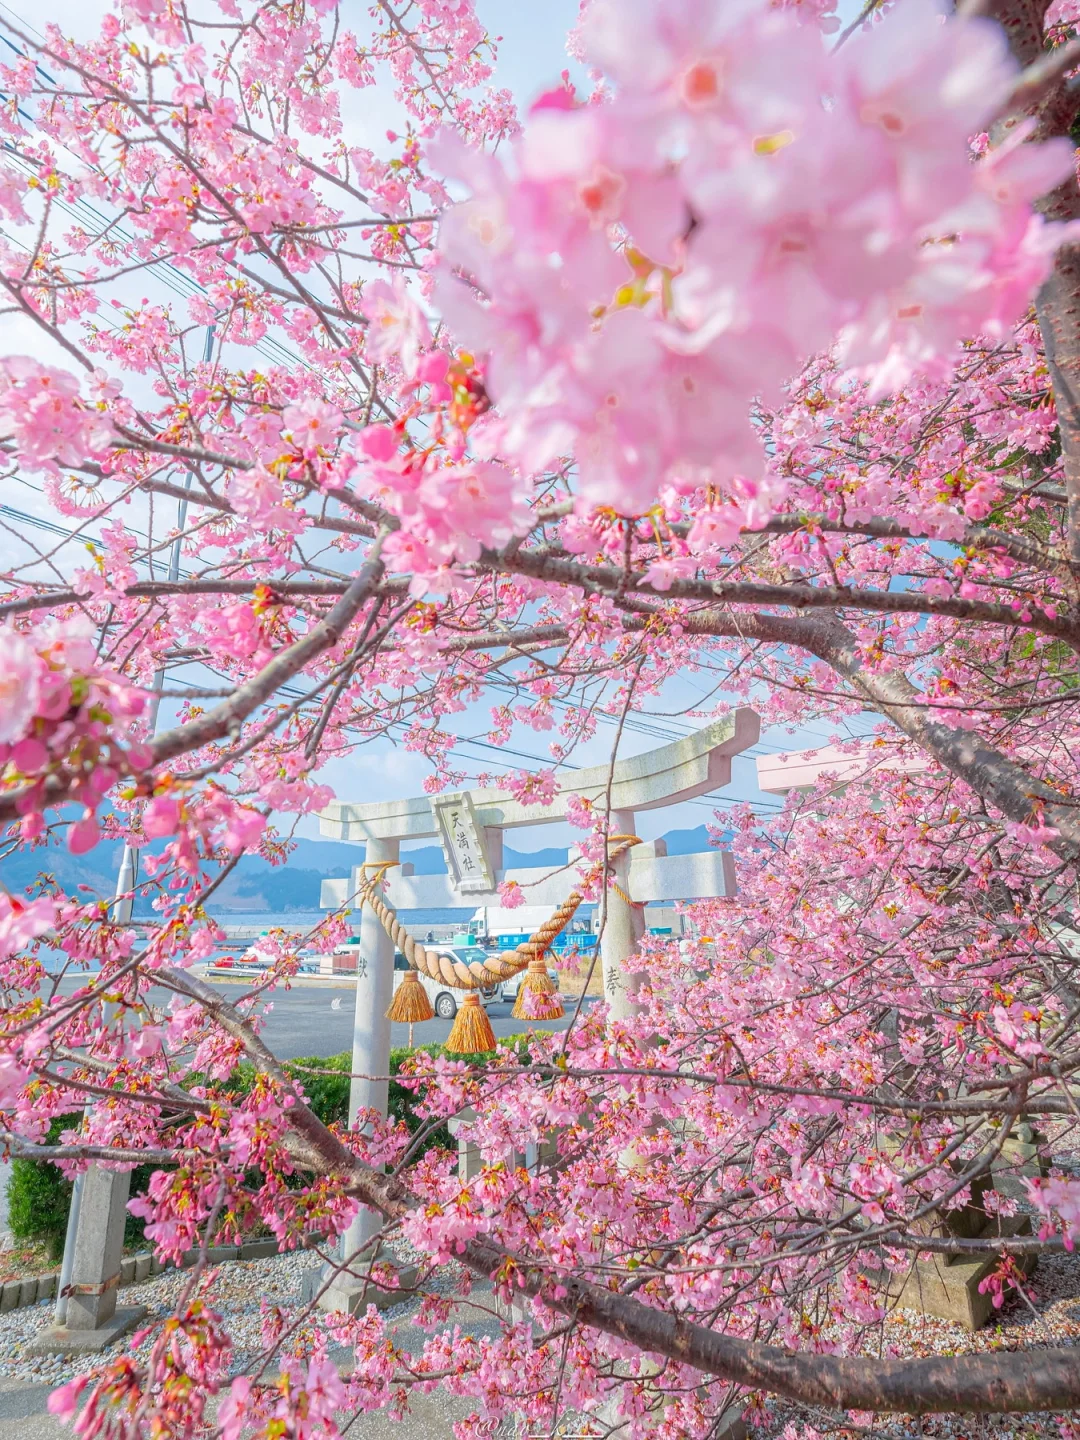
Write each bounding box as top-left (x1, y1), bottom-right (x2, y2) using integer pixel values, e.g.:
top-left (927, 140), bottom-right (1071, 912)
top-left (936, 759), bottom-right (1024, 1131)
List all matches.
top-left (433, 791), bottom-right (496, 894)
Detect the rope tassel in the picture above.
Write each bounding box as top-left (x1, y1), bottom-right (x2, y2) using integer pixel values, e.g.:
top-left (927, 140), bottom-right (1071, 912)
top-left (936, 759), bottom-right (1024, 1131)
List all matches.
top-left (386, 967), bottom-right (434, 1023)
top-left (512, 954), bottom-right (564, 1021)
top-left (446, 991), bottom-right (497, 1054)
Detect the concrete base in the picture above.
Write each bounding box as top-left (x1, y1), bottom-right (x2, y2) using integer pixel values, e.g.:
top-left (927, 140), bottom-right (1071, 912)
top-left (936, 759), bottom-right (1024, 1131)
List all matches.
top-left (990, 1128), bottom-right (1050, 1200)
top-left (714, 1405), bottom-right (748, 1440)
top-left (240, 1239), bottom-right (281, 1261)
top-left (301, 1260), bottom-right (420, 1315)
top-left (28, 1306), bottom-right (148, 1356)
top-left (868, 1216), bottom-right (1036, 1331)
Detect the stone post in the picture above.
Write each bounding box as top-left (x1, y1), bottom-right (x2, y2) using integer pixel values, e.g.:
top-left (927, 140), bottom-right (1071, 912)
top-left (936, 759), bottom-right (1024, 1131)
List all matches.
top-left (347, 837), bottom-right (399, 1156)
top-left (31, 1164), bottom-right (147, 1353)
top-left (448, 1108), bottom-right (483, 1183)
top-left (307, 837), bottom-right (417, 1313)
top-left (63, 1167), bottom-right (133, 1328)
top-left (30, 848), bottom-right (148, 1355)
top-left (600, 810), bottom-right (646, 1022)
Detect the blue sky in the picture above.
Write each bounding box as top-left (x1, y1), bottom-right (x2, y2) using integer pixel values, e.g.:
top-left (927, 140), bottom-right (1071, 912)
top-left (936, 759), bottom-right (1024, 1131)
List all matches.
top-left (477, 0), bottom-right (588, 102)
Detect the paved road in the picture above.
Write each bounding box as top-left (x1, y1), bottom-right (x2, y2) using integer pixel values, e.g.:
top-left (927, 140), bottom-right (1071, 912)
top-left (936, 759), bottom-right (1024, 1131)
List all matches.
top-left (45, 976), bottom-right (594, 1060)
top-left (233, 988), bottom-right (592, 1059)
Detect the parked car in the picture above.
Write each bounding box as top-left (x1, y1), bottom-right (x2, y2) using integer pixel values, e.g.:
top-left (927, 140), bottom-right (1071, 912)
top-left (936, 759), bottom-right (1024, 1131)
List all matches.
top-left (393, 947), bottom-right (501, 1019)
top-left (499, 965), bottom-right (560, 1005)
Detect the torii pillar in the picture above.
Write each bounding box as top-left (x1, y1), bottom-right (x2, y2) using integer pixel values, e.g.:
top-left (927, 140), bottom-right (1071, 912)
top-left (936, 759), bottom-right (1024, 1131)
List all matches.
top-left (309, 711), bottom-right (758, 1311)
top-left (343, 836), bottom-right (398, 1263)
top-left (602, 808), bottom-right (647, 1021)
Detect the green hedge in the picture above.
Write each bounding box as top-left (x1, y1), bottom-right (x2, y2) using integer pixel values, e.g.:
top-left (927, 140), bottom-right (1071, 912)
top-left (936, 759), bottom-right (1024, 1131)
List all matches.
top-left (7, 1116), bottom-right (75, 1262)
top-left (7, 1114), bottom-right (155, 1260)
top-left (284, 1035), bottom-right (533, 1158)
top-left (6, 1036), bottom-right (534, 1261)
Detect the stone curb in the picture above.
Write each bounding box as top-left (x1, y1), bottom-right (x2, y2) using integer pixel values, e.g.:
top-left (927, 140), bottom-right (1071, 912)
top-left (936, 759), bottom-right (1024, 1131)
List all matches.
top-left (0, 1233), bottom-right (326, 1316)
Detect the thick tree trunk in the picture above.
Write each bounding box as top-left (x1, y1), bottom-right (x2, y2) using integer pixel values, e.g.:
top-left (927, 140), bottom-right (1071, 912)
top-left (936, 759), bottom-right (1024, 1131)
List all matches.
top-left (1035, 220), bottom-right (1080, 564)
top-left (459, 593), bottom-right (1080, 858)
top-left (989, 0), bottom-right (1080, 560)
top-left (662, 606), bottom-right (1080, 858)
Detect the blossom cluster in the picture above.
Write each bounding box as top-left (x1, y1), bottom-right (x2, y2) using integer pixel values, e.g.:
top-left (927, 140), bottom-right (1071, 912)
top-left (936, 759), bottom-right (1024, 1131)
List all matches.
top-left (1027, 1176), bottom-right (1080, 1250)
top-left (0, 359), bottom-right (118, 473)
top-left (435, 0), bottom-right (1073, 516)
top-left (0, 621), bottom-right (147, 853)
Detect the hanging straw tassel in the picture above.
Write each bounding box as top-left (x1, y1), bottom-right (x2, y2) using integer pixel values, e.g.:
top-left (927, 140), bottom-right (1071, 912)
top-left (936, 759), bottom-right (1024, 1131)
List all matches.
top-left (386, 967), bottom-right (435, 1024)
top-left (446, 991), bottom-right (497, 1055)
top-left (512, 954), bottom-right (564, 1021)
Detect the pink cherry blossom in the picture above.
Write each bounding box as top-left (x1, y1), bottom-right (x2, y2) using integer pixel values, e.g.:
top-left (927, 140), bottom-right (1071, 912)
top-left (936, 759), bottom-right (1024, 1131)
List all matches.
top-left (0, 0), bottom-right (1076, 1433)
top-left (0, 164), bottom-right (27, 222)
top-left (129, 1025), bottom-right (165, 1058)
top-left (362, 278), bottom-right (432, 377)
top-left (1026, 1177), bottom-right (1080, 1250)
top-left (68, 812), bottom-right (101, 856)
top-left (221, 804), bottom-right (266, 853)
top-left (281, 401), bottom-right (344, 459)
top-left (435, 0), bottom-right (1072, 507)
top-left (0, 894), bottom-right (55, 958)
top-left (46, 1377), bottom-right (89, 1425)
top-left (497, 879), bottom-right (525, 909)
top-left (0, 1052), bottom-right (29, 1109)
top-left (143, 795), bottom-right (182, 839)
top-left (217, 1376), bottom-right (252, 1440)
top-left (0, 630), bottom-right (41, 745)
top-left (0, 359), bottom-right (113, 472)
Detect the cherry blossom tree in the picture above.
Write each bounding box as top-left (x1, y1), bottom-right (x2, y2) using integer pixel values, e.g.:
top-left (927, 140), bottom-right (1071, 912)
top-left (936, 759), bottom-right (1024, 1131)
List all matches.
top-left (1, 0), bottom-right (1080, 1432)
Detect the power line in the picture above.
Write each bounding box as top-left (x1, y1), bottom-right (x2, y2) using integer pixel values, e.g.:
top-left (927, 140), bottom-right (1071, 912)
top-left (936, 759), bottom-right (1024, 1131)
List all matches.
top-left (0, 501), bottom-right (195, 581)
top-left (0, 17), bottom-right (329, 382)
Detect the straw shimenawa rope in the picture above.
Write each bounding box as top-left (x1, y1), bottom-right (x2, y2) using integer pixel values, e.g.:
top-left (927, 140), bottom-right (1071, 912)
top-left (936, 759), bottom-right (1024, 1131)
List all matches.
top-left (360, 836), bottom-right (641, 993)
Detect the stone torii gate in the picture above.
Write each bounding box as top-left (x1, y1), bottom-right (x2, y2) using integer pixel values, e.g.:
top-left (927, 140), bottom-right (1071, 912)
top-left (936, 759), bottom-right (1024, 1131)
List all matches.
top-left (310, 709), bottom-right (758, 1312)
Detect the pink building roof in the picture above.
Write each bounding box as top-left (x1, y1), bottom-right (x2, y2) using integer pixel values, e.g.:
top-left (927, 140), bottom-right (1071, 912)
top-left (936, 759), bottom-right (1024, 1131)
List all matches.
top-left (756, 743), bottom-right (929, 795)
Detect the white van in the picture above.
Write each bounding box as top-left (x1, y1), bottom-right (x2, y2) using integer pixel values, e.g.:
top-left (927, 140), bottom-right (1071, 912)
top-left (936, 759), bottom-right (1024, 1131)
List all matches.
top-left (392, 947), bottom-right (501, 1019)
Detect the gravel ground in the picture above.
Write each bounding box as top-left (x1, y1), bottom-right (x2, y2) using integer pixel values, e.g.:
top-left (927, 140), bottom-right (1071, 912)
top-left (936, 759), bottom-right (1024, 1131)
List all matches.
top-left (0, 1242), bottom-right (1075, 1436)
top-left (0, 1240), bottom-right (477, 1388)
top-left (0, 1245), bottom-right (500, 1440)
top-left (0, 1248), bottom-right (328, 1388)
top-left (758, 1246), bottom-right (1080, 1440)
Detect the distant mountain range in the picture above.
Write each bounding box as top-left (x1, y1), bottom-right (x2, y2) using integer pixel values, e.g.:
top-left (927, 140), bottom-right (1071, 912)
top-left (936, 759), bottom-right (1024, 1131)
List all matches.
top-left (0, 826), bottom-right (717, 914)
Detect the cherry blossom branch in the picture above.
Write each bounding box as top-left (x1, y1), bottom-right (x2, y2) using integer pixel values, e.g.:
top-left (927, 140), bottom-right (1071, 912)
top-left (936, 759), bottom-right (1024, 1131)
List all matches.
top-left (491, 549), bottom-right (1076, 644)
top-left (148, 538), bottom-right (388, 764)
top-left (131, 974), bottom-right (1080, 1417)
top-left (736, 515), bottom-right (1070, 575)
top-left (8, 1144), bottom-right (184, 1166)
top-left (0, 578), bottom-right (359, 619)
top-left (996, 35), bottom-right (1080, 120)
top-left (809, 615), bottom-right (1080, 857)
